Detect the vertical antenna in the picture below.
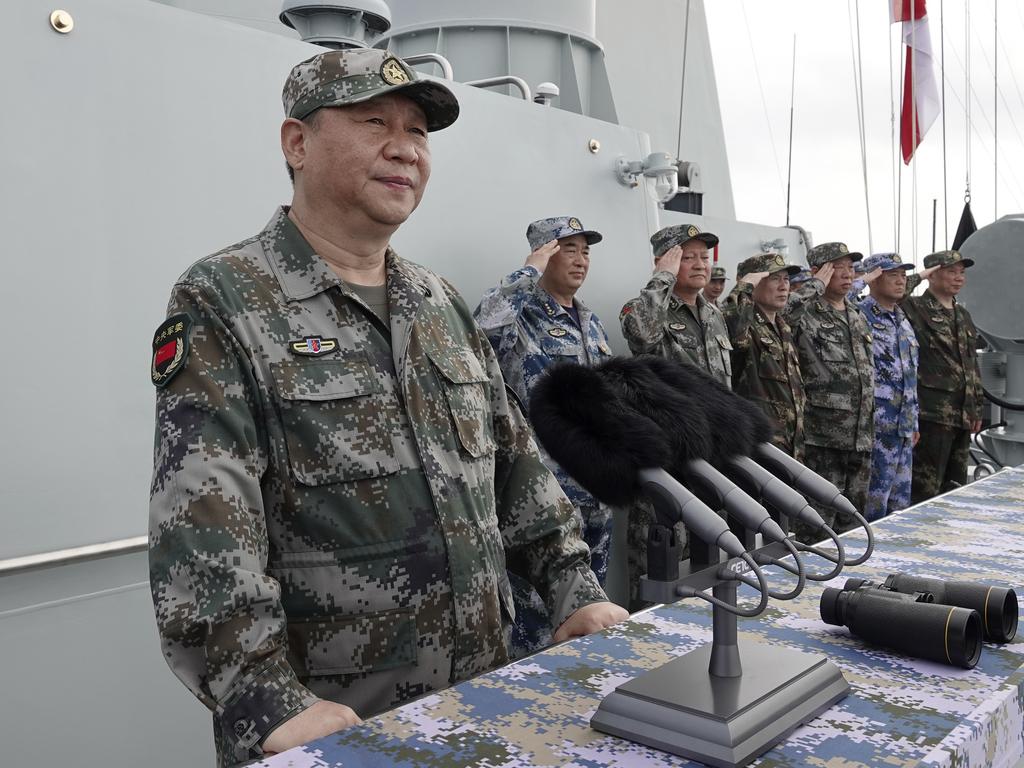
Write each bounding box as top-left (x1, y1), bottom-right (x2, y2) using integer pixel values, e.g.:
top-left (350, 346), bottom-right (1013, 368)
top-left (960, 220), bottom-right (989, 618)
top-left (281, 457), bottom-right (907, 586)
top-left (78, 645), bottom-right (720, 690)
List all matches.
top-left (676, 0), bottom-right (692, 160)
top-left (931, 198), bottom-right (937, 252)
top-left (785, 34), bottom-right (796, 227)
top-left (941, 0), bottom-right (948, 248)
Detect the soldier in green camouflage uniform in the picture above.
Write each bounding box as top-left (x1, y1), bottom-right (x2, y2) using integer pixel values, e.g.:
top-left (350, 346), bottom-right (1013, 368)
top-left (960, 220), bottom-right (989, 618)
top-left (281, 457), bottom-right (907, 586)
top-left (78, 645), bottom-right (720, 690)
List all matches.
top-left (723, 252), bottom-right (806, 460)
top-left (148, 48), bottom-right (623, 767)
top-left (901, 250), bottom-right (984, 502)
top-left (785, 242), bottom-right (875, 539)
top-left (619, 224), bottom-right (733, 388)
top-left (702, 264), bottom-right (728, 306)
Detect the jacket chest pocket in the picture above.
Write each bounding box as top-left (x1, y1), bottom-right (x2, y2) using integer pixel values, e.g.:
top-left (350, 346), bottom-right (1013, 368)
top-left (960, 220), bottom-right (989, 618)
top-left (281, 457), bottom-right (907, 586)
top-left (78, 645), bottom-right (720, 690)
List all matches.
top-left (815, 331), bottom-right (849, 362)
top-left (759, 346), bottom-right (788, 382)
top-left (271, 357), bottom-right (399, 485)
top-left (716, 334), bottom-right (733, 376)
top-left (540, 335), bottom-right (584, 361)
top-left (429, 348), bottom-right (496, 458)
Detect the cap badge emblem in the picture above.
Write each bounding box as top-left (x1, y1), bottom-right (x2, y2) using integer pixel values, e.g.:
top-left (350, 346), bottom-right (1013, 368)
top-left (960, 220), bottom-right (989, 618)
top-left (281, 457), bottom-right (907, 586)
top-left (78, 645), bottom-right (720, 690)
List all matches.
top-left (686, 225), bottom-right (699, 237)
top-left (839, 244), bottom-right (849, 254)
top-left (381, 58), bottom-right (410, 85)
top-left (568, 218), bottom-right (583, 231)
top-left (774, 254), bottom-right (785, 266)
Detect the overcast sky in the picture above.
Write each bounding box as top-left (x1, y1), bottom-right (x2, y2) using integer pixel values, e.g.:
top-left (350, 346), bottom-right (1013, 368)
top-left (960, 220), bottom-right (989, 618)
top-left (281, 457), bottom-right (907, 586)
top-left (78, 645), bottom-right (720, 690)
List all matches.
top-left (704, 0), bottom-right (1024, 265)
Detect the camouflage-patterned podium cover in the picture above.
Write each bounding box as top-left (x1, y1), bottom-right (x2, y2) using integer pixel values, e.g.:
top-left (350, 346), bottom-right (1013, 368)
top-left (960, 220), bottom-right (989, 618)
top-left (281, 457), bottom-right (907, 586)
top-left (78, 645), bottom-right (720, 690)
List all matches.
top-left (259, 467), bottom-right (1024, 768)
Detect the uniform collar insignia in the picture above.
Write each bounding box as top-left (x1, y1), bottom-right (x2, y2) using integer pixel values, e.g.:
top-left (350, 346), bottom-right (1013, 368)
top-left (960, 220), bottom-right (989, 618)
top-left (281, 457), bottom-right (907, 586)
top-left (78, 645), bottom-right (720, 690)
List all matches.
top-left (289, 336), bottom-right (339, 356)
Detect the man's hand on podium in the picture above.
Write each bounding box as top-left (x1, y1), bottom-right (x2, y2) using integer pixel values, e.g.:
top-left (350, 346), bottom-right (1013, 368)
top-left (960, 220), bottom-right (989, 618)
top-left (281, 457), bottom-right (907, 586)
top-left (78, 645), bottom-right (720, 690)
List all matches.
top-left (262, 700), bottom-right (362, 756)
top-left (553, 601), bottom-right (629, 643)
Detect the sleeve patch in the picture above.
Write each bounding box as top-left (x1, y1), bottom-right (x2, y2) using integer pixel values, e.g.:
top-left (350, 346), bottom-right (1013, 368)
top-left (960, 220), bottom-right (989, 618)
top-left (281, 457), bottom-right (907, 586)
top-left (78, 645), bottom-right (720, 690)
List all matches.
top-left (151, 313), bottom-right (193, 388)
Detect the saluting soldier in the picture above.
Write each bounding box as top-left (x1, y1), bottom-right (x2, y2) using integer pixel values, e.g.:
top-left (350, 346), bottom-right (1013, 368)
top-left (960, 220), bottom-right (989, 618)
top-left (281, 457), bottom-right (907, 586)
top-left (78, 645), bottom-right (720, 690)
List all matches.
top-left (785, 242), bottom-right (875, 538)
top-left (620, 224), bottom-right (733, 388)
top-left (901, 250), bottom-right (983, 502)
top-left (856, 254), bottom-right (920, 520)
top-left (702, 265), bottom-right (728, 306)
top-left (474, 216), bottom-right (614, 658)
top-left (722, 252), bottom-right (806, 460)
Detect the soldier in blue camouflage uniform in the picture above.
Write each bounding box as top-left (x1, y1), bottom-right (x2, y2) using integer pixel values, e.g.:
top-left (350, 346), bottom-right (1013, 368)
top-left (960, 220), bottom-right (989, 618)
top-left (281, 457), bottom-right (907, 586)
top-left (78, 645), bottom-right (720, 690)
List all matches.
top-left (619, 224), bottom-right (733, 388)
top-left (723, 252), bottom-right (806, 460)
top-left (785, 242), bottom-right (875, 540)
top-left (474, 216), bottom-right (614, 658)
top-left (702, 265), bottom-right (728, 307)
top-left (147, 48), bottom-right (625, 767)
top-left (856, 253), bottom-right (920, 521)
top-left (901, 250), bottom-right (984, 502)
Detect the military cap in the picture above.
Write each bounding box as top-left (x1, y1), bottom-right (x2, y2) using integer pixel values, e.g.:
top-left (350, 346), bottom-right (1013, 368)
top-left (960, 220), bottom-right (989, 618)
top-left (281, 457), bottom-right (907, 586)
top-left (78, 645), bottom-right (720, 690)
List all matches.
top-left (282, 48), bottom-right (459, 131)
top-left (790, 267), bottom-right (813, 285)
top-left (709, 266), bottom-right (727, 281)
top-left (737, 252), bottom-right (802, 279)
top-left (526, 216), bottom-right (603, 252)
top-left (923, 249), bottom-right (975, 269)
top-left (861, 252), bottom-right (913, 273)
top-left (806, 241), bottom-right (863, 267)
top-left (650, 223), bottom-right (719, 258)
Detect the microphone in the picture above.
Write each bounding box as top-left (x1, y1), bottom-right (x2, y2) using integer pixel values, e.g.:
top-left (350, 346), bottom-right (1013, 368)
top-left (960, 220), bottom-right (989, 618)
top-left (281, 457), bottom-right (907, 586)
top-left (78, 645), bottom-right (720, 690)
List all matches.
top-left (528, 364), bottom-right (746, 559)
top-left (753, 443), bottom-right (858, 519)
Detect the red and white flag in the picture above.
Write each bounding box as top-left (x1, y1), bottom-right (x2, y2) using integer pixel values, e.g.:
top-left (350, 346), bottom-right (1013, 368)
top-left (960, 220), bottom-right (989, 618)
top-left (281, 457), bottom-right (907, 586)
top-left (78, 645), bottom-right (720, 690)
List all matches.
top-left (891, 0), bottom-right (940, 164)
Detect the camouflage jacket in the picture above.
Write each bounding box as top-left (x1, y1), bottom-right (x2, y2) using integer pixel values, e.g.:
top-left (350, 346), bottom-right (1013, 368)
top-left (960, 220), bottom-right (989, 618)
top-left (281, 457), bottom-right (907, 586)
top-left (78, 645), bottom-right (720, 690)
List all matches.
top-left (900, 289), bottom-right (984, 428)
top-left (148, 208), bottom-right (604, 766)
top-left (619, 270), bottom-right (733, 388)
top-left (785, 294), bottom-right (875, 452)
top-left (722, 283), bottom-right (806, 460)
top-left (473, 266), bottom-right (612, 508)
top-left (858, 296), bottom-right (919, 438)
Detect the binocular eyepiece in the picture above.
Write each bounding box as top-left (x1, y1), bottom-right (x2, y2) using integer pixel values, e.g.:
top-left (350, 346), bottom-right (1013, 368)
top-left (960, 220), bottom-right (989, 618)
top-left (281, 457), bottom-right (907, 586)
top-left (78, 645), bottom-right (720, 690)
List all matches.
top-left (820, 585), bottom-right (983, 669)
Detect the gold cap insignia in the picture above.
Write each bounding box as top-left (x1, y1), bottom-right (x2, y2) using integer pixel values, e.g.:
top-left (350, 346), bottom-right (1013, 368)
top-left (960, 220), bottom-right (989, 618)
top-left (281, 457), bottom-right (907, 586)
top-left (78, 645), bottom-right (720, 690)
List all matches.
top-left (381, 58), bottom-right (410, 86)
top-left (774, 254), bottom-right (785, 266)
top-left (568, 217), bottom-right (582, 230)
top-left (839, 243), bottom-right (849, 254)
top-left (687, 225), bottom-right (700, 237)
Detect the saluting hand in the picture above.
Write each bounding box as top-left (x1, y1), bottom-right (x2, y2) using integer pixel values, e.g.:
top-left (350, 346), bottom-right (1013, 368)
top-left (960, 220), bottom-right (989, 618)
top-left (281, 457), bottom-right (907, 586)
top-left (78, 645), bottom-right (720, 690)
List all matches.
top-left (812, 262), bottom-right (835, 287)
top-left (262, 700), bottom-right (362, 756)
top-left (655, 245), bottom-right (683, 276)
top-left (739, 270), bottom-right (770, 287)
top-left (525, 239), bottom-right (560, 273)
top-left (918, 265), bottom-right (942, 279)
top-left (552, 601), bottom-right (628, 643)
top-left (862, 267), bottom-right (884, 284)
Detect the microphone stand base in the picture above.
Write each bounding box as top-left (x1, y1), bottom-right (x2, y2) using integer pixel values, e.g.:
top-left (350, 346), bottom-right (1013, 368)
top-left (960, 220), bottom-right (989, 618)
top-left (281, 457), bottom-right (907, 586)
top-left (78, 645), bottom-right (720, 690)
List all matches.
top-left (590, 642), bottom-right (848, 768)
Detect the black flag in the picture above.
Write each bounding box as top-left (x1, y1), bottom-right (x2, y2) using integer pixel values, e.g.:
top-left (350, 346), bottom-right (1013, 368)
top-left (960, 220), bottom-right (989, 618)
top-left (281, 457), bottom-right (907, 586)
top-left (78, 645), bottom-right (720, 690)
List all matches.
top-left (952, 200), bottom-right (977, 250)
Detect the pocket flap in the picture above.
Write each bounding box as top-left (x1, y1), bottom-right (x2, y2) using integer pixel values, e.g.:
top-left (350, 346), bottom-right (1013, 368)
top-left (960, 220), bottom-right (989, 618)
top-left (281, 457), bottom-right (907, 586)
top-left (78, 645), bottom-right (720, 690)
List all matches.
top-left (807, 390), bottom-right (854, 411)
top-left (271, 357), bottom-right (380, 401)
top-left (430, 347), bottom-right (489, 385)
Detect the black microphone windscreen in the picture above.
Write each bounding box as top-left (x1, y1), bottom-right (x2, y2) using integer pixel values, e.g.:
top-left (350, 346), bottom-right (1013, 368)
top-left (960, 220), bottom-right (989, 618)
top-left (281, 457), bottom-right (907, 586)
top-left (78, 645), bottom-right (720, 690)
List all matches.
top-left (594, 356), bottom-right (712, 462)
top-left (528, 363), bottom-right (674, 508)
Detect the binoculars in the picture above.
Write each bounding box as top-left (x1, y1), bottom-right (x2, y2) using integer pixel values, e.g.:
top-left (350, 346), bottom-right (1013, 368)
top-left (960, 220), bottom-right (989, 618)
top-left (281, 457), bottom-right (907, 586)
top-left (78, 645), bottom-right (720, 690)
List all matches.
top-left (820, 574), bottom-right (1018, 669)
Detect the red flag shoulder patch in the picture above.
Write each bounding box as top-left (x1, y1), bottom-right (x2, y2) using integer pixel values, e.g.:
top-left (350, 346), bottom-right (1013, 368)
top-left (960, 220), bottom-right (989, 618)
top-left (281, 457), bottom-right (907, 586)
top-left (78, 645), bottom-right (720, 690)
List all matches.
top-left (151, 313), bottom-right (192, 388)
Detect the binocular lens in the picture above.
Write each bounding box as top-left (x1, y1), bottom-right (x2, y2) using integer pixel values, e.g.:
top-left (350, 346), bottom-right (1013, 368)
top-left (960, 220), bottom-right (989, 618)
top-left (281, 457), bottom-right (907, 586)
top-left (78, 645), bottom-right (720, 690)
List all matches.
top-left (884, 574), bottom-right (1018, 644)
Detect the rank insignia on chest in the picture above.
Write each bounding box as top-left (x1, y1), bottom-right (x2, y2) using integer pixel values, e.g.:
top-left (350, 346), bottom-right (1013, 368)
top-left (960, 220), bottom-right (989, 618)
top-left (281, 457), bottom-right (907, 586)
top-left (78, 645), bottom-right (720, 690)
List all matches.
top-left (548, 327), bottom-right (568, 338)
top-left (931, 316), bottom-right (945, 323)
top-left (820, 321), bottom-right (835, 329)
top-left (669, 322), bottom-right (687, 331)
top-left (873, 322), bottom-right (886, 331)
top-left (151, 313), bottom-right (192, 388)
top-left (290, 336), bottom-right (339, 356)
top-left (760, 336), bottom-right (775, 345)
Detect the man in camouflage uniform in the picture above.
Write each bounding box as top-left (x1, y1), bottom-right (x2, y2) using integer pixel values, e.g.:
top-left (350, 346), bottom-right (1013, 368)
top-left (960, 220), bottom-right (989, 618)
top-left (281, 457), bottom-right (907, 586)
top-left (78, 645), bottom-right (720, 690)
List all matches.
top-left (620, 224), bottom-right (733, 388)
top-left (785, 242), bottom-right (875, 539)
top-left (702, 265), bottom-right (728, 306)
top-left (901, 250), bottom-right (984, 502)
top-left (474, 216), bottom-right (614, 658)
top-left (856, 254), bottom-right (920, 520)
top-left (147, 49), bottom-right (624, 767)
top-left (722, 252), bottom-right (806, 460)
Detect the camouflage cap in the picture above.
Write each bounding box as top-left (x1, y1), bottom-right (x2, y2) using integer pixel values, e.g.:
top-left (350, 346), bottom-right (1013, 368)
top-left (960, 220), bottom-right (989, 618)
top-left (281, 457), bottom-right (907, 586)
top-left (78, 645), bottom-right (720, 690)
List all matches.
top-left (282, 48), bottom-right (459, 131)
top-left (861, 252), bottom-right (913, 272)
top-left (737, 252), bottom-right (802, 279)
top-left (709, 266), bottom-right (727, 281)
top-left (526, 216), bottom-right (603, 251)
top-left (790, 267), bottom-right (813, 284)
top-left (923, 249), bottom-right (975, 269)
top-left (807, 241), bottom-right (863, 267)
top-left (650, 223), bottom-right (719, 258)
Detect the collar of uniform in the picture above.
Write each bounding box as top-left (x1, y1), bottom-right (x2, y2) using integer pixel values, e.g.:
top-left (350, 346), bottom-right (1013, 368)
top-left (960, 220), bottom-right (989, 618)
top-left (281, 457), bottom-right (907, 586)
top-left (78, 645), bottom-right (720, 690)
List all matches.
top-left (923, 288), bottom-right (957, 312)
top-left (863, 295), bottom-right (903, 320)
top-left (262, 207), bottom-right (345, 301)
top-left (670, 292), bottom-right (708, 314)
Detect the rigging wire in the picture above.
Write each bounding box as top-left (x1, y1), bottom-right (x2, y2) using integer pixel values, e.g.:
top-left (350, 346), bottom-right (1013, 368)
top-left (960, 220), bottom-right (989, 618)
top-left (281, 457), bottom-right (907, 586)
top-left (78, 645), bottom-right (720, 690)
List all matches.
top-left (675, 0), bottom-right (692, 161)
top-left (994, 0), bottom-right (998, 218)
top-left (940, 0), bottom-right (948, 249)
top-left (740, 0), bottom-right (786, 206)
top-left (889, 16), bottom-right (898, 249)
top-left (848, 0), bottom-right (873, 254)
top-left (911, 5), bottom-right (918, 264)
top-left (965, 0), bottom-right (971, 204)
top-left (785, 35), bottom-right (796, 227)
top-left (896, 33), bottom-right (905, 252)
